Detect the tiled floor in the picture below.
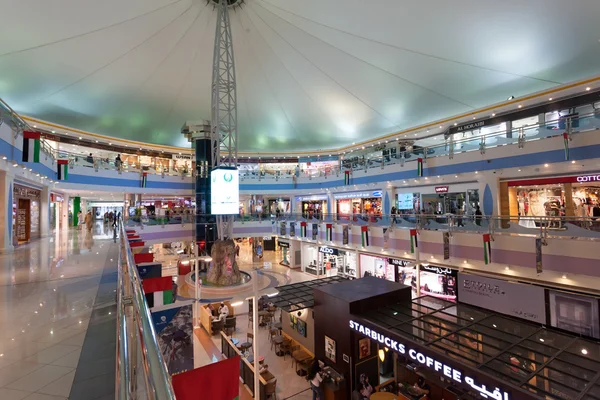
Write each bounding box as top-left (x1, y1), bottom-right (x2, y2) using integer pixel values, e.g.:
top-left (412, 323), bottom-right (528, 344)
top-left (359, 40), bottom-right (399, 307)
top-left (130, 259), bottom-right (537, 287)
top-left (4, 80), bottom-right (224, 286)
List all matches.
top-left (0, 223), bottom-right (117, 400)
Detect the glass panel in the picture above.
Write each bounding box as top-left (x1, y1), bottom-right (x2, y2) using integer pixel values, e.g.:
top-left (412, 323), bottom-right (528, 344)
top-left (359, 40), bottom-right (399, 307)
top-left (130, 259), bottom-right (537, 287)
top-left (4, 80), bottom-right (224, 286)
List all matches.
top-left (527, 375), bottom-right (580, 400)
top-left (437, 304), bottom-right (490, 322)
top-left (546, 359), bottom-right (597, 382)
top-left (539, 367), bottom-right (589, 391)
top-left (485, 359), bottom-right (530, 381)
top-left (509, 345), bottom-right (550, 364)
top-left (477, 315), bottom-right (539, 337)
top-left (468, 323), bottom-right (521, 345)
top-left (522, 340), bottom-right (557, 357)
top-left (530, 330), bottom-right (574, 350)
top-left (413, 296), bottom-right (452, 310)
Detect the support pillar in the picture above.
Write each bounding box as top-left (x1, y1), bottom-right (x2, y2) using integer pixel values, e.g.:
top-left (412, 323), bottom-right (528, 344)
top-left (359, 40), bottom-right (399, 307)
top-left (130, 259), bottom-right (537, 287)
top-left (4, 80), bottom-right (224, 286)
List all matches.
top-left (61, 195), bottom-right (70, 230)
top-left (40, 185), bottom-right (50, 237)
top-left (384, 187), bottom-right (396, 215)
top-left (0, 170), bottom-right (14, 253)
top-left (477, 171), bottom-right (500, 217)
top-left (505, 120), bottom-right (513, 139)
top-left (73, 197), bottom-right (81, 227)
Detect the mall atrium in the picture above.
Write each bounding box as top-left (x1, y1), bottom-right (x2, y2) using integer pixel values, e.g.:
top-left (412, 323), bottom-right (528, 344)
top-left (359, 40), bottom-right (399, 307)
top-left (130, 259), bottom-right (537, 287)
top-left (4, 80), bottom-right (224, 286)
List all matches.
top-left (0, 1), bottom-right (600, 400)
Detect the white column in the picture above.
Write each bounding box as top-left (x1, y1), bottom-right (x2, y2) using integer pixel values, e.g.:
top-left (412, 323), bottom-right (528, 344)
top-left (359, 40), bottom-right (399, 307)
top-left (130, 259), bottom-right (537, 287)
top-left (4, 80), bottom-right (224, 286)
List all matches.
top-left (61, 195), bottom-right (70, 230)
top-left (384, 187), bottom-right (396, 215)
top-left (477, 171), bottom-right (500, 217)
top-left (40, 185), bottom-right (50, 237)
top-left (328, 192), bottom-right (335, 219)
top-left (0, 170), bottom-right (14, 253)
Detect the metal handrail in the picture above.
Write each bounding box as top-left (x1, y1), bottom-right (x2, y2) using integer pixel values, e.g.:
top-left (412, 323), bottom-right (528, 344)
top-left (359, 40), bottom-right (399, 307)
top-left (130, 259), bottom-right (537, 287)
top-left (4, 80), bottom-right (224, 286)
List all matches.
top-left (116, 220), bottom-right (177, 400)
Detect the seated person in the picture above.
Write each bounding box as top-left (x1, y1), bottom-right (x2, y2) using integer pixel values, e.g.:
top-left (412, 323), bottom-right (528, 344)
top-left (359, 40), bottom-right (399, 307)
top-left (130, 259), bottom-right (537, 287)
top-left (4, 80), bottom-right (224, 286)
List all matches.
top-left (414, 376), bottom-right (431, 396)
top-left (212, 302), bottom-right (229, 322)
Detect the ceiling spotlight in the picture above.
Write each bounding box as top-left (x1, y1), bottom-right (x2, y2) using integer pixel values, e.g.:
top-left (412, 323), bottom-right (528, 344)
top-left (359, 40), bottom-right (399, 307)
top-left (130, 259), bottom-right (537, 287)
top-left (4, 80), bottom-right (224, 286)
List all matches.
top-left (491, 113), bottom-right (496, 117)
top-left (1, 156), bottom-right (6, 160)
top-left (51, 130), bottom-right (55, 133)
top-left (12, 163), bottom-right (18, 167)
top-left (78, 137), bottom-right (82, 140)
top-left (562, 274), bottom-right (567, 279)
top-left (95, 140), bottom-right (98, 143)
top-left (472, 117), bottom-right (476, 120)
top-left (507, 96), bottom-right (515, 100)
top-left (586, 87), bottom-right (591, 91)
top-left (505, 266), bottom-right (510, 270)
top-left (549, 98), bottom-right (553, 101)
top-left (439, 125), bottom-right (443, 129)
top-left (539, 338), bottom-right (545, 343)
top-left (454, 123), bottom-right (457, 126)
top-left (518, 169), bottom-right (522, 172)
top-left (582, 348), bottom-right (588, 355)
top-left (33, 125), bottom-right (37, 128)
top-left (518, 104), bottom-right (522, 108)
top-left (109, 142), bottom-right (112, 145)
top-left (544, 164), bottom-right (549, 167)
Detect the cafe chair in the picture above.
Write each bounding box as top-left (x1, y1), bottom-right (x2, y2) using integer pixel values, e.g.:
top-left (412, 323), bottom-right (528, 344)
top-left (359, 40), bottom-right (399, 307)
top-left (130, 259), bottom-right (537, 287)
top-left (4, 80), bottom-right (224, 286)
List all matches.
top-left (280, 339), bottom-right (292, 361)
top-left (265, 378), bottom-right (277, 400)
top-left (211, 319), bottom-right (225, 335)
top-left (224, 316), bottom-right (237, 336)
top-left (238, 332), bottom-right (253, 356)
top-left (269, 328), bottom-right (278, 347)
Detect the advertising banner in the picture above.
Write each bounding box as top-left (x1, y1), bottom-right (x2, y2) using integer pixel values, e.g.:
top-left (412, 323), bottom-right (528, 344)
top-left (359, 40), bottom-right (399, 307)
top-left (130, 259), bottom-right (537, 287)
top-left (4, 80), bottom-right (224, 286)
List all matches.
top-left (151, 302), bottom-right (194, 375)
top-left (290, 222), bottom-right (296, 237)
top-left (443, 232), bottom-right (450, 260)
top-left (458, 273), bottom-right (546, 324)
top-left (172, 356), bottom-right (240, 400)
top-left (342, 225), bottom-right (349, 245)
top-left (280, 222), bottom-right (286, 236)
top-left (548, 290), bottom-right (600, 339)
top-left (312, 223), bottom-right (318, 241)
top-left (535, 238), bottom-right (543, 273)
top-left (210, 168), bottom-right (239, 215)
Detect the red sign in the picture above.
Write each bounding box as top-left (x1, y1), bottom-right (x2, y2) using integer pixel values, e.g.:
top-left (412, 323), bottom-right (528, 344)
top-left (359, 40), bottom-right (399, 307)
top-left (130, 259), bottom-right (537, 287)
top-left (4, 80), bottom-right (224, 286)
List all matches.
top-left (507, 173), bottom-right (600, 187)
top-left (435, 186), bottom-right (449, 193)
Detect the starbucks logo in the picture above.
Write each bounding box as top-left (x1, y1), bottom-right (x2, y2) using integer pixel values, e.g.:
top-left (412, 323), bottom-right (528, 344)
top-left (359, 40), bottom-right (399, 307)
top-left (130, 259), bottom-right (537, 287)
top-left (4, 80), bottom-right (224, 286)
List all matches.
top-left (224, 173), bottom-right (233, 182)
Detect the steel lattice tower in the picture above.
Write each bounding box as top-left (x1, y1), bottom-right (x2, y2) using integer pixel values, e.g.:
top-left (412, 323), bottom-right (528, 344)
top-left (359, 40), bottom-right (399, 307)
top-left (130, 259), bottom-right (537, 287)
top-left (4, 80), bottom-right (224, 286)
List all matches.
top-left (211, 0), bottom-right (238, 239)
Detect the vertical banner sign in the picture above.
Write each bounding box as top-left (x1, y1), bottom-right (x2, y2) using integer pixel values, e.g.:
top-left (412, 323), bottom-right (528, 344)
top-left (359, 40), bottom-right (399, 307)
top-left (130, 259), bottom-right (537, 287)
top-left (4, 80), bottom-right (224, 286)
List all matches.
top-left (342, 225), bottom-right (349, 245)
top-left (383, 228), bottom-right (389, 249)
top-left (443, 232), bottom-right (450, 260)
top-left (300, 221), bottom-right (306, 237)
top-left (410, 229), bottom-right (418, 254)
top-left (344, 170), bottom-right (351, 185)
top-left (172, 356), bottom-right (240, 400)
top-left (326, 223), bottom-right (333, 241)
top-left (535, 238), bottom-right (543, 273)
top-left (22, 131), bottom-right (41, 163)
top-left (151, 303), bottom-right (194, 375)
top-left (483, 234), bottom-right (492, 265)
top-left (141, 172), bottom-right (148, 188)
top-left (312, 223), bottom-right (318, 240)
top-left (57, 159), bottom-right (69, 180)
top-left (417, 158), bottom-right (423, 177)
top-left (280, 222), bottom-right (286, 236)
top-left (290, 222), bottom-right (296, 237)
top-left (361, 226), bottom-right (369, 247)
top-left (563, 132), bottom-right (570, 161)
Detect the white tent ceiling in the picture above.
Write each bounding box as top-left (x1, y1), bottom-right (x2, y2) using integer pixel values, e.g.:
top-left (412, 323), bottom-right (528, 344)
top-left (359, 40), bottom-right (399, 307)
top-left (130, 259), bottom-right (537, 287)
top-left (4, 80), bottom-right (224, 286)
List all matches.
top-left (1, 0), bottom-right (600, 152)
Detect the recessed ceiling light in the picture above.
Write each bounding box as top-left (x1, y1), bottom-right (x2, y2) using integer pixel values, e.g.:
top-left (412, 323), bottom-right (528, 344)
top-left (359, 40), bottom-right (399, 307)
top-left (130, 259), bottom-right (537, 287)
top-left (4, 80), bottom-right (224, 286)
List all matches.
top-left (439, 125), bottom-right (443, 129)
top-left (571, 160), bottom-right (576, 164)
top-left (33, 125), bottom-right (37, 128)
top-left (518, 104), bottom-right (522, 108)
top-left (51, 130), bottom-right (55, 133)
top-left (507, 96), bottom-right (514, 100)
top-left (544, 164), bottom-right (549, 167)
top-left (539, 338), bottom-right (545, 343)
top-left (582, 349), bottom-right (588, 355)
top-left (549, 98), bottom-right (553, 101)
top-left (586, 87), bottom-right (591, 91)
top-left (518, 169), bottom-right (521, 172)
top-left (562, 274), bottom-right (567, 279)
top-left (109, 143), bottom-right (112, 145)
top-left (505, 266), bottom-right (510, 270)
top-left (493, 324), bottom-right (497, 328)
top-left (454, 123), bottom-right (457, 126)
top-left (78, 137), bottom-right (82, 140)
top-left (472, 117), bottom-right (476, 120)
top-left (491, 113), bottom-right (495, 117)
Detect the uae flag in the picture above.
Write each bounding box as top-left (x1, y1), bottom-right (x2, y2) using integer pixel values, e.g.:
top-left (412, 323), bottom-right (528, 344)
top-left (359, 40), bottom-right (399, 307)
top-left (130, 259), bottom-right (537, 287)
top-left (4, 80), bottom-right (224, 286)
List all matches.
top-left (300, 221), bottom-right (307, 237)
top-left (417, 158), bottom-right (423, 177)
top-left (361, 225), bottom-right (369, 247)
top-left (344, 170), bottom-right (350, 185)
top-left (142, 276), bottom-right (174, 308)
top-left (57, 159), bottom-right (69, 180)
top-left (141, 172), bottom-right (148, 188)
top-left (326, 223), bottom-right (333, 241)
top-left (22, 131), bottom-right (41, 163)
top-left (410, 229), bottom-right (418, 254)
top-left (483, 234), bottom-right (492, 265)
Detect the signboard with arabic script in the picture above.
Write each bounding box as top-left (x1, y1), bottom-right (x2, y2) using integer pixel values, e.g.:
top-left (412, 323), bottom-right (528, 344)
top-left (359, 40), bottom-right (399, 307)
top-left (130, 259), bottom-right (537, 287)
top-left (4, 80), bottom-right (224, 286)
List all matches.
top-left (458, 273), bottom-right (546, 324)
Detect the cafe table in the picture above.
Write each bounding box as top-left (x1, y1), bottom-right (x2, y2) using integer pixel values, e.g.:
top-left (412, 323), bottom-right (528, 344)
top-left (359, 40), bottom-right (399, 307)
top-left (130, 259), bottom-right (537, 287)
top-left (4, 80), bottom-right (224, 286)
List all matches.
top-left (258, 310), bottom-right (270, 326)
top-left (272, 335), bottom-right (285, 356)
top-left (370, 393), bottom-right (398, 400)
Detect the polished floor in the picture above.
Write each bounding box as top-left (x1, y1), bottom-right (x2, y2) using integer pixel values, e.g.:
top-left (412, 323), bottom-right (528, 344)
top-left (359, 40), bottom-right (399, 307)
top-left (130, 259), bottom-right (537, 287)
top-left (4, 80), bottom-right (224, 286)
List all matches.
top-left (0, 227), bottom-right (319, 399)
top-left (0, 223), bottom-right (118, 400)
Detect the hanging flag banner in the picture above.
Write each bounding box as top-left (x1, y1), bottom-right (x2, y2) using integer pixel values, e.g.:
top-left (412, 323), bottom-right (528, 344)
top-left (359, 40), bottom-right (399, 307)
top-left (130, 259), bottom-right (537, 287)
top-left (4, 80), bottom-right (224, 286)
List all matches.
top-left (361, 226), bottom-right (369, 247)
top-left (280, 222), bottom-right (286, 236)
top-left (342, 225), bottom-right (349, 245)
top-left (483, 234), bottom-right (492, 265)
top-left (22, 131), bottom-right (41, 163)
top-left (417, 158), bottom-right (423, 177)
top-left (535, 238), bottom-right (543, 273)
top-left (172, 355), bottom-right (240, 400)
top-left (290, 222), bottom-right (296, 237)
top-left (410, 229), bottom-right (418, 254)
top-left (383, 228), bottom-right (389, 249)
top-left (443, 232), bottom-right (450, 260)
top-left (312, 223), bottom-right (318, 240)
top-left (57, 159), bottom-right (69, 180)
top-left (141, 172), bottom-right (148, 188)
top-left (151, 302), bottom-right (194, 375)
top-left (143, 276), bottom-right (175, 309)
top-left (326, 223), bottom-right (333, 241)
top-left (299, 221), bottom-right (306, 237)
top-left (344, 170), bottom-right (351, 185)
top-left (563, 132), bottom-right (570, 161)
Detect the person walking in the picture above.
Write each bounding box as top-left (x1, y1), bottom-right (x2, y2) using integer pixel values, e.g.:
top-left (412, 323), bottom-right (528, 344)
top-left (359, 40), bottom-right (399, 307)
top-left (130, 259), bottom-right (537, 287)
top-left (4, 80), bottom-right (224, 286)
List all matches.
top-left (85, 210), bottom-right (93, 232)
top-left (77, 211), bottom-right (83, 230)
top-left (307, 360), bottom-right (324, 400)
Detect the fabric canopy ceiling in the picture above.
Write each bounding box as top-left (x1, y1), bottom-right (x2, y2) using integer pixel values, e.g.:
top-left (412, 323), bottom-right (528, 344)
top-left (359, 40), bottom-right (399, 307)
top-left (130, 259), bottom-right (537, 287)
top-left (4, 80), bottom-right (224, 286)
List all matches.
top-left (1, 0), bottom-right (600, 151)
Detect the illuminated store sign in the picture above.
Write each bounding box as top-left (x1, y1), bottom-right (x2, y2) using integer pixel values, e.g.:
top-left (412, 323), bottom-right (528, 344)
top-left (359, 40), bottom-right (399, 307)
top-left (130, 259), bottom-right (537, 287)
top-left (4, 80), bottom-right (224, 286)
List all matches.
top-left (319, 246), bottom-right (339, 255)
top-left (435, 186), bottom-right (449, 193)
top-left (296, 195), bottom-right (328, 201)
top-left (349, 320), bottom-right (511, 400)
top-left (387, 258), bottom-right (411, 267)
top-left (422, 265), bottom-right (455, 276)
top-left (334, 191), bottom-right (382, 199)
top-left (576, 175), bottom-right (600, 182)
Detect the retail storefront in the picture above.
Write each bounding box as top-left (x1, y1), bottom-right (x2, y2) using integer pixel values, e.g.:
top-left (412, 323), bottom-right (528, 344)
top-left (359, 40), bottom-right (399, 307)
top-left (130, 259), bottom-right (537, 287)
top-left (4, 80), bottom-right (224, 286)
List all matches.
top-left (50, 193), bottom-right (64, 230)
top-left (503, 173), bottom-right (600, 227)
top-left (334, 190), bottom-right (382, 219)
top-left (296, 194), bottom-right (328, 219)
top-left (268, 197), bottom-right (291, 214)
top-left (301, 243), bottom-right (357, 278)
top-left (278, 240), bottom-right (291, 266)
top-left (397, 183), bottom-right (479, 217)
top-left (13, 184), bottom-right (41, 244)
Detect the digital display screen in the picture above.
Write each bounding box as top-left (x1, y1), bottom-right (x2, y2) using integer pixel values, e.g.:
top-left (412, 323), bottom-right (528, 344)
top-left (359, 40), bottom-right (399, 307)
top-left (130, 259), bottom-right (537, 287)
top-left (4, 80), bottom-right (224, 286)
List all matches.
top-left (210, 168), bottom-right (239, 215)
top-left (398, 193), bottom-right (414, 210)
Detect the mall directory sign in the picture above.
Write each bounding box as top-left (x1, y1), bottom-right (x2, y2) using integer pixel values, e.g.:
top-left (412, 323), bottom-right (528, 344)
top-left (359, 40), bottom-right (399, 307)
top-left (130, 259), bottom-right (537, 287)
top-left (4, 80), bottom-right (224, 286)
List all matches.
top-left (458, 273), bottom-right (546, 324)
top-left (211, 167), bottom-right (239, 215)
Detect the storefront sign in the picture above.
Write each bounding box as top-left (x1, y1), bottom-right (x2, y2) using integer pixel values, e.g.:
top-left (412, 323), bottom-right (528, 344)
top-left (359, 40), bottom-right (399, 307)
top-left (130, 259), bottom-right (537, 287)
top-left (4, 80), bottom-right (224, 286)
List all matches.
top-left (172, 154), bottom-right (193, 161)
top-left (387, 258), bottom-right (410, 267)
top-left (576, 174), bottom-right (600, 182)
top-left (458, 273), bottom-right (546, 323)
top-left (349, 320), bottom-right (511, 400)
top-left (14, 185), bottom-right (41, 199)
top-left (435, 186), bottom-right (449, 193)
top-left (319, 246), bottom-right (339, 255)
top-left (423, 265), bottom-right (455, 276)
top-left (449, 119), bottom-right (490, 134)
top-left (296, 195), bottom-right (328, 201)
top-left (278, 241), bottom-right (289, 248)
top-left (333, 191), bottom-right (382, 200)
